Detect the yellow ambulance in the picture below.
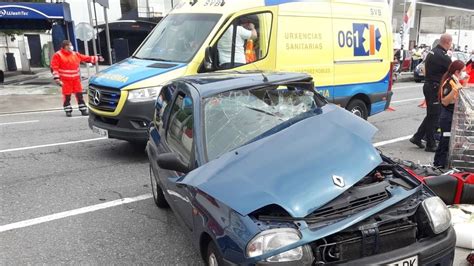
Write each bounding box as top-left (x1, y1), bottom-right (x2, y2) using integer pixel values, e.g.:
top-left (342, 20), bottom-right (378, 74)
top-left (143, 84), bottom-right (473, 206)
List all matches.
top-left (88, 0), bottom-right (393, 142)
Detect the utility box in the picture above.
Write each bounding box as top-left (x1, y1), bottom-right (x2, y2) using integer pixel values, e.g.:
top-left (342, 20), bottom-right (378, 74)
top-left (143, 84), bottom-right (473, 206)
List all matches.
top-left (449, 87), bottom-right (474, 172)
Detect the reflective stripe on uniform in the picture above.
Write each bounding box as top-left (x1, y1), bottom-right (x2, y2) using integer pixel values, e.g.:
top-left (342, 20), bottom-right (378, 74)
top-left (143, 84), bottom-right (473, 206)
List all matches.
top-left (59, 73), bottom-right (80, 78)
top-left (443, 132), bottom-right (451, 137)
top-left (78, 104), bottom-right (87, 111)
top-left (64, 105), bottom-right (73, 112)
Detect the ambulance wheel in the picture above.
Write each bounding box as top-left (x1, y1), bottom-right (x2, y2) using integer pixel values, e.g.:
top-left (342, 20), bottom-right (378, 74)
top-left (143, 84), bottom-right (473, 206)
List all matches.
top-left (150, 165), bottom-right (169, 208)
top-left (347, 99), bottom-right (368, 120)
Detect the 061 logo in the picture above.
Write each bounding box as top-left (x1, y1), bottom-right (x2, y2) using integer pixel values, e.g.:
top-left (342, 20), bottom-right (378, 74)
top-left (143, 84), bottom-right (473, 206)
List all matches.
top-left (337, 23), bottom-right (382, 56)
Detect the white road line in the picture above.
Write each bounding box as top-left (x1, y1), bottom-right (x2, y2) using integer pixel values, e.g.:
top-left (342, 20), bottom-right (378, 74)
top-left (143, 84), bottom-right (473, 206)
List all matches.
top-left (70, 116), bottom-right (89, 119)
top-left (0, 194), bottom-right (153, 233)
top-left (0, 137), bottom-right (107, 153)
top-left (0, 120), bottom-right (39, 126)
top-left (0, 109), bottom-right (63, 117)
top-left (391, 97), bottom-right (424, 104)
top-left (392, 85), bottom-right (423, 90)
top-left (373, 135), bottom-right (412, 147)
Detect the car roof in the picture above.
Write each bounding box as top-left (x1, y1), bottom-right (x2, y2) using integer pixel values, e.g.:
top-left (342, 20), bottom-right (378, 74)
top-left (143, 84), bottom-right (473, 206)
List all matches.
top-left (173, 71), bottom-right (313, 98)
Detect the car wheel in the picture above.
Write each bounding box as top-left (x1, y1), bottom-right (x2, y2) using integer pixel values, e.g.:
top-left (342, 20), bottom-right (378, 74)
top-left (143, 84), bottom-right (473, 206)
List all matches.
top-left (414, 79), bottom-right (421, 83)
top-left (346, 99), bottom-right (368, 120)
top-left (150, 165), bottom-right (169, 208)
top-left (207, 241), bottom-right (223, 266)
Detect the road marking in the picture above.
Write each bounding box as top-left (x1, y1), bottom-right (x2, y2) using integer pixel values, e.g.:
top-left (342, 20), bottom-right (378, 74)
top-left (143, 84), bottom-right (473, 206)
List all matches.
top-left (373, 135), bottom-right (412, 147)
top-left (391, 97), bottom-right (424, 104)
top-left (0, 137), bottom-right (107, 153)
top-left (392, 85), bottom-right (423, 90)
top-left (70, 116), bottom-right (89, 119)
top-left (0, 194), bottom-right (153, 233)
top-left (0, 120), bottom-right (39, 126)
top-left (0, 109), bottom-right (63, 117)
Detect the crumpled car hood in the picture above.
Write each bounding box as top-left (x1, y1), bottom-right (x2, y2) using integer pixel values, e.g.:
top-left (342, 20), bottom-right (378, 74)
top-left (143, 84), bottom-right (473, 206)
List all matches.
top-left (181, 105), bottom-right (382, 218)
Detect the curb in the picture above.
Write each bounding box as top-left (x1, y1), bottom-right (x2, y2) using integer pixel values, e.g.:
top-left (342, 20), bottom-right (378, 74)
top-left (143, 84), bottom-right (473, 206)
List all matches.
top-left (2, 74), bottom-right (39, 85)
top-left (0, 107), bottom-right (63, 116)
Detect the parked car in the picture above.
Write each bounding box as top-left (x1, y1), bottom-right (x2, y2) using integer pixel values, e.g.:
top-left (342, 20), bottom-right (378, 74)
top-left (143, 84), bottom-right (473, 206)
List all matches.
top-left (146, 72), bottom-right (455, 265)
top-left (413, 51), bottom-right (470, 83)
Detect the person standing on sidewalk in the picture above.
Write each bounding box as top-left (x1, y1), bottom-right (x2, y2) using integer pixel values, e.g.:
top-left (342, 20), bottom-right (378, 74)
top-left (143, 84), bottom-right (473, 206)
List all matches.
top-left (411, 45), bottom-right (422, 71)
top-left (51, 40), bottom-right (103, 117)
top-left (410, 34), bottom-right (452, 152)
top-left (433, 60), bottom-right (467, 168)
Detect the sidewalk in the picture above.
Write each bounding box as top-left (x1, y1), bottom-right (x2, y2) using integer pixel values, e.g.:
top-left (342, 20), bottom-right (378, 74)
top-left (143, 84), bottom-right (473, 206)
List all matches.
top-left (0, 65), bottom-right (106, 114)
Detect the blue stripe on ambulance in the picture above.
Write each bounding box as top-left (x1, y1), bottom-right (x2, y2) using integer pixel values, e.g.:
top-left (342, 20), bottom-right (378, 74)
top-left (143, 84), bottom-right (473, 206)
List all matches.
top-left (89, 58), bottom-right (186, 89)
top-left (317, 72), bottom-right (390, 116)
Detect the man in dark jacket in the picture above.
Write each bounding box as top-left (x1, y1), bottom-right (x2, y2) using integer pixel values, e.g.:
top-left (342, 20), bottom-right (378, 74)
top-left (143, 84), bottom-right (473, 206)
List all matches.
top-left (410, 34), bottom-right (452, 152)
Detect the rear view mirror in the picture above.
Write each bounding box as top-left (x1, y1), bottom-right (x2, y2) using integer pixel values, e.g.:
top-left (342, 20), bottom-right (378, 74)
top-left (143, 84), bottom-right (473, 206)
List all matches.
top-left (204, 46), bottom-right (214, 71)
top-left (157, 153), bottom-right (190, 174)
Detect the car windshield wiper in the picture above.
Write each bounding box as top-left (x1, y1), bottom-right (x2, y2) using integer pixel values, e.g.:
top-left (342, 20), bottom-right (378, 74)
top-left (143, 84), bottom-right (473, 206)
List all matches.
top-left (244, 105), bottom-right (280, 118)
top-left (133, 56), bottom-right (172, 62)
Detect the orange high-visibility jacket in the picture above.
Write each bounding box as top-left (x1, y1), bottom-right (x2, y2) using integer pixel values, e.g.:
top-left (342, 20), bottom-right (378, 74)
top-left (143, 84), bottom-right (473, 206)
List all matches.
top-left (51, 49), bottom-right (98, 81)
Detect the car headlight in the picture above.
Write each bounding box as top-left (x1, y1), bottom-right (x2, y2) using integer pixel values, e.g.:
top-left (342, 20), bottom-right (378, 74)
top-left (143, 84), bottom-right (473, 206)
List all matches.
top-left (422, 196), bottom-right (451, 234)
top-left (246, 228), bottom-right (302, 262)
top-left (127, 86), bottom-right (162, 102)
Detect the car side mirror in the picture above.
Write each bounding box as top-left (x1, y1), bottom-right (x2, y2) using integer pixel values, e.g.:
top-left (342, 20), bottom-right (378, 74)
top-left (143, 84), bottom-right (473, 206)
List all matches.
top-left (157, 153), bottom-right (190, 174)
top-left (204, 46), bottom-right (214, 71)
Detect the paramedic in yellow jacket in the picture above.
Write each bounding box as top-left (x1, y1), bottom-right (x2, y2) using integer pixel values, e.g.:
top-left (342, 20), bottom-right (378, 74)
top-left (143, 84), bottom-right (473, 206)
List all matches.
top-left (433, 60), bottom-right (468, 168)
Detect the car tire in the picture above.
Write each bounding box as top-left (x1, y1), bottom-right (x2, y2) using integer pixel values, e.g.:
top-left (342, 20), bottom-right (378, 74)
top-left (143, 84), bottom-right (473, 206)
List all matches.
top-left (346, 99), bottom-right (368, 120)
top-left (206, 241), bottom-right (223, 266)
top-left (150, 165), bottom-right (169, 208)
top-left (414, 79), bottom-right (422, 83)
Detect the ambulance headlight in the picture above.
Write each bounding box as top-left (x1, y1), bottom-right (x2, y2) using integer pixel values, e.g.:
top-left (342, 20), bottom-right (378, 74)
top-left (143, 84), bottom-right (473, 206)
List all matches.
top-left (128, 86), bottom-right (162, 102)
top-left (422, 196), bottom-right (451, 234)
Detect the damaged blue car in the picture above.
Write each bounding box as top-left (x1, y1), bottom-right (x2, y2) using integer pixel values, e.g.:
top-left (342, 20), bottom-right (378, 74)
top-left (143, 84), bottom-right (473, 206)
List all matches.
top-left (146, 72), bottom-right (455, 265)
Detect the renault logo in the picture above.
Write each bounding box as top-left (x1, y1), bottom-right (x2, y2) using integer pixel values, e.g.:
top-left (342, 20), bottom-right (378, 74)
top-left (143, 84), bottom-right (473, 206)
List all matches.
top-left (332, 175), bottom-right (345, 188)
top-left (93, 89), bottom-right (101, 105)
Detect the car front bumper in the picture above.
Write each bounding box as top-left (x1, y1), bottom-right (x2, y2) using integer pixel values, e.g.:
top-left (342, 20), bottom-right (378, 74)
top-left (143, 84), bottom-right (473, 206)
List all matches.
top-left (338, 227), bottom-right (456, 266)
top-left (248, 227), bottom-right (455, 265)
top-left (88, 100), bottom-right (155, 142)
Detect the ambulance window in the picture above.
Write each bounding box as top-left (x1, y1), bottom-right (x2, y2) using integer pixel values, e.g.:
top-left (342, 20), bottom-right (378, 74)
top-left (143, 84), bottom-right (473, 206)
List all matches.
top-left (167, 93), bottom-right (194, 165)
top-left (216, 12), bottom-right (272, 70)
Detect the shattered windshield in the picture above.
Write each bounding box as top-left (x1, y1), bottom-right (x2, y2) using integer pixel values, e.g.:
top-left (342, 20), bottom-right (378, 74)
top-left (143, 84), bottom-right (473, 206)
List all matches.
top-left (134, 14), bottom-right (220, 63)
top-left (204, 86), bottom-right (320, 161)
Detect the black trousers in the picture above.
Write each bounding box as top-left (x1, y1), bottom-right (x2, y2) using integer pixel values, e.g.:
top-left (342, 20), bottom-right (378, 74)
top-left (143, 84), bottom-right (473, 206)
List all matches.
top-left (413, 82), bottom-right (441, 147)
top-left (434, 108), bottom-right (453, 168)
top-left (63, 93), bottom-right (86, 112)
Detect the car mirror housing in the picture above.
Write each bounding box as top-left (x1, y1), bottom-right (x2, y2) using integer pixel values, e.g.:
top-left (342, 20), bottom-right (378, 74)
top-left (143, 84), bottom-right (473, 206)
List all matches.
top-left (204, 46), bottom-right (214, 71)
top-left (157, 153), bottom-right (190, 174)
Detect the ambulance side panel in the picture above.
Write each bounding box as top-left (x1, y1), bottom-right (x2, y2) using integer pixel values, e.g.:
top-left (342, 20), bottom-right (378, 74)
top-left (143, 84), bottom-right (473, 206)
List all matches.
top-left (274, 2), bottom-right (335, 101)
top-left (330, 1), bottom-right (393, 115)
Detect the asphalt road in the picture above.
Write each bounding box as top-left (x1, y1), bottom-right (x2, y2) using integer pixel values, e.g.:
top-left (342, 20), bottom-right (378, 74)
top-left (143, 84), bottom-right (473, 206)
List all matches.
top-left (0, 81), bottom-right (471, 265)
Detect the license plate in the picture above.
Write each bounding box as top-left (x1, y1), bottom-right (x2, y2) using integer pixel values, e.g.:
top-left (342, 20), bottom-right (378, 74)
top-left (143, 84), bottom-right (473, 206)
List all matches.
top-left (92, 126), bottom-right (108, 138)
top-left (388, 255), bottom-right (418, 266)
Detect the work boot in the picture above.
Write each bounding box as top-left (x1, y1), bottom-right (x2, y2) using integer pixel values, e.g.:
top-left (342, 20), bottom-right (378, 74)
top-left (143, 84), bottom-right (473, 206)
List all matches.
top-left (66, 111), bottom-right (72, 117)
top-left (409, 137), bottom-right (425, 149)
top-left (80, 109), bottom-right (89, 116)
top-left (425, 144), bottom-right (437, 152)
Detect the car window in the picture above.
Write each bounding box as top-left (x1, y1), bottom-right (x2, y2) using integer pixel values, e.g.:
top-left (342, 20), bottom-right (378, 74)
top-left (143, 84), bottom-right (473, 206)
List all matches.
top-left (204, 85), bottom-right (318, 160)
top-left (167, 93), bottom-right (194, 165)
top-left (216, 12), bottom-right (272, 70)
top-left (155, 85), bottom-right (176, 127)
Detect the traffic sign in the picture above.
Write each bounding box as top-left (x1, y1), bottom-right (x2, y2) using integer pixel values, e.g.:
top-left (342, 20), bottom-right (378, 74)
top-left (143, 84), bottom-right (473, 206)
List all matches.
top-left (75, 22), bottom-right (95, 41)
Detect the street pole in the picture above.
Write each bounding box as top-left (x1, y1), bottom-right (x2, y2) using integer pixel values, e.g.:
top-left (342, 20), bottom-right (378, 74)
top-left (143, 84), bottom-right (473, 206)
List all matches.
top-left (84, 40), bottom-right (91, 78)
top-left (103, 6), bottom-right (112, 65)
top-left (87, 0), bottom-right (99, 72)
top-left (93, 0), bottom-right (102, 58)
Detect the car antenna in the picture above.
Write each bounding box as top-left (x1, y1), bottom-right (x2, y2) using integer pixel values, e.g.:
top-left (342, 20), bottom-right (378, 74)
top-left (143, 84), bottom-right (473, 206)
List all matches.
top-left (251, 62), bottom-right (268, 82)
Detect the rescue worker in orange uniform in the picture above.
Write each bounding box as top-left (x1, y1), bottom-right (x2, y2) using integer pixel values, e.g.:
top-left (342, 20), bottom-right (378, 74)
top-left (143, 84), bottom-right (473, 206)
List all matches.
top-left (51, 40), bottom-right (103, 117)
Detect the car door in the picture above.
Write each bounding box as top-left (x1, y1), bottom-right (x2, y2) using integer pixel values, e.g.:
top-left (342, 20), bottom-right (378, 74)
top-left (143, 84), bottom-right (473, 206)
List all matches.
top-left (158, 86), bottom-right (196, 231)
